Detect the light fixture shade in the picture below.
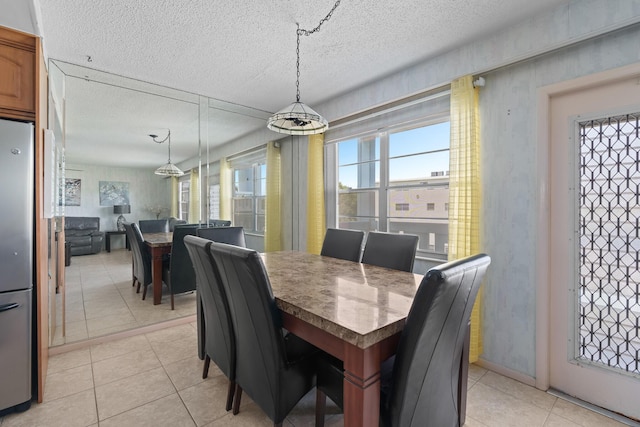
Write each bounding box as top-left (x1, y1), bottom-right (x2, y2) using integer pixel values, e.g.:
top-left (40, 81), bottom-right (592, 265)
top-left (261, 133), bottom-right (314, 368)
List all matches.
top-left (267, 101), bottom-right (328, 135)
top-left (155, 162), bottom-right (184, 177)
top-left (113, 204), bottom-right (131, 214)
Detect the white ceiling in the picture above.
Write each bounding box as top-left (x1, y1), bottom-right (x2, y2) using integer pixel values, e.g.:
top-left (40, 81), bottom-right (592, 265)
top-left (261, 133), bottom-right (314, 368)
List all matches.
top-left (30, 0), bottom-right (571, 167)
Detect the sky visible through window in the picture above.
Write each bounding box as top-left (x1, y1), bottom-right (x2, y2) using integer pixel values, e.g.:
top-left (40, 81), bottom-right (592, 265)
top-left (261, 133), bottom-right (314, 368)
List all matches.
top-left (338, 122), bottom-right (450, 188)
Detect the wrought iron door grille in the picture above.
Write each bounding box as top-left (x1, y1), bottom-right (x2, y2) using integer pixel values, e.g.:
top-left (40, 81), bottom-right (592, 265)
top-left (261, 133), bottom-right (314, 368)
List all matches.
top-left (578, 112), bottom-right (640, 375)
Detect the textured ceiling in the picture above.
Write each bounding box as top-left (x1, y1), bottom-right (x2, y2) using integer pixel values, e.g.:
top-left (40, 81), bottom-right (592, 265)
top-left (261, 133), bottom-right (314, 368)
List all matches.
top-left (35, 0), bottom-right (570, 167)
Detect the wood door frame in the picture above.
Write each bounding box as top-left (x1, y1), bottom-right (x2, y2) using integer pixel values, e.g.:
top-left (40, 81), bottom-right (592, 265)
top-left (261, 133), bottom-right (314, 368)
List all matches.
top-left (535, 62), bottom-right (640, 392)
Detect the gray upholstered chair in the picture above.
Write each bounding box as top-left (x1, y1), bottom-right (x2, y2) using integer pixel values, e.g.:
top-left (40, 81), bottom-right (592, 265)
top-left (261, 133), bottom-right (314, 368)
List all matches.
top-left (320, 228), bottom-right (365, 262)
top-left (168, 217), bottom-right (187, 231)
top-left (123, 222), bottom-right (150, 294)
top-left (138, 219), bottom-right (169, 233)
top-left (161, 224), bottom-right (198, 309)
top-left (208, 241), bottom-right (318, 426)
top-left (316, 253), bottom-right (491, 427)
top-left (209, 219), bottom-right (232, 227)
top-left (361, 231), bottom-right (419, 272)
top-left (184, 235), bottom-right (238, 412)
top-left (195, 226), bottom-right (246, 359)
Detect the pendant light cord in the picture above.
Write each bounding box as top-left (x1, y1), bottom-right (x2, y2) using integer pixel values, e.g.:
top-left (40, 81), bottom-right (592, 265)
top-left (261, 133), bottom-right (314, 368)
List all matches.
top-left (295, 0), bottom-right (341, 102)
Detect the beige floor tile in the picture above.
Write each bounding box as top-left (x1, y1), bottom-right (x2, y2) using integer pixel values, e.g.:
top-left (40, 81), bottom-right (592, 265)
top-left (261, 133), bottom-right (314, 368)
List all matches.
top-left (90, 335), bottom-right (152, 363)
top-left (466, 381), bottom-right (549, 426)
top-left (47, 348), bottom-right (92, 374)
top-left (1, 389), bottom-right (97, 427)
top-left (479, 371), bottom-right (557, 411)
top-left (164, 354), bottom-right (218, 391)
top-left (92, 349), bottom-right (162, 386)
top-left (59, 318), bottom-right (89, 340)
top-left (44, 364), bottom-right (94, 402)
top-left (84, 303), bottom-right (131, 320)
top-left (146, 323), bottom-right (197, 344)
top-left (463, 416), bottom-right (491, 426)
top-left (95, 367), bottom-right (176, 420)
top-left (550, 398), bottom-right (629, 427)
top-left (99, 394), bottom-right (196, 427)
top-left (85, 312), bottom-right (136, 334)
top-left (180, 375), bottom-right (249, 426)
top-left (544, 413), bottom-right (582, 426)
top-left (204, 401), bottom-right (274, 427)
top-left (286, 388), bottom-right (341, 427)
top-left (468, 363), bottom-right (488, 381)
top-left (150, 335), bottom-right (199, 366)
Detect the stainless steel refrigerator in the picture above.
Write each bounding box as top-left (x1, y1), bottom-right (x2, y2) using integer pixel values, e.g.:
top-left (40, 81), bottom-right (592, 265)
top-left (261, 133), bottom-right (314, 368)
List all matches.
top-left (0, 118), bottom-right (34, 413)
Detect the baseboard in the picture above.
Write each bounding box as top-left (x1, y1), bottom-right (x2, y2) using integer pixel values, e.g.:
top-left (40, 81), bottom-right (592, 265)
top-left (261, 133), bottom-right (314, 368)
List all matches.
top-left (475, 357), bottom-right (537, 388)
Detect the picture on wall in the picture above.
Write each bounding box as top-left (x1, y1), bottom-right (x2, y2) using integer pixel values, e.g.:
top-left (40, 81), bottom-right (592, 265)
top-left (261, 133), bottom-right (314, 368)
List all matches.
top-left (99, 181), bottom-right (130, 206)
top-left (62, 178), bottom-right (81, 206)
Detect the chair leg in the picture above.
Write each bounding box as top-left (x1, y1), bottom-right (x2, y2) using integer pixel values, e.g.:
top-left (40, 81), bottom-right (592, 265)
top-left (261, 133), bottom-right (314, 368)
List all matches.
top-left (225, 380), bottom-right (235, 412)
top-left (274, 423), bottom-right (283, 427)
top-left (232, 384), bottom-right (242, 415)
top-left (171, 294), bottom-right (175, 310)
top-left (131, 278), bottom-right (136, 287)
top-left (315, 388), bottom-right (327, 427)
top-left (136, 281), bottom-right (141, 293)
top-left (202, 355), bottom-right (211, 379)
top-left (142, 284), bottom-right (147, 300)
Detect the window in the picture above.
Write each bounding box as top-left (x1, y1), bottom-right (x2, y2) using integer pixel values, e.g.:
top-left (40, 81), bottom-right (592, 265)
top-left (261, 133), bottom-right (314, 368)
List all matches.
top-left (336, 121), bottom-right (450, 260)
top-left (232, 162), bottom-right (266, 234)
top-left (208, 182), bottom-right (220, 220)
top-left (178, 178), bottom-right (190, 221)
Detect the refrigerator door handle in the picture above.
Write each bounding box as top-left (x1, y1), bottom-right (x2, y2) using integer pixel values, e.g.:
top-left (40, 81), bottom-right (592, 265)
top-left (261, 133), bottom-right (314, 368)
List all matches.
top-left (0, 302), bottom-right (20, 313)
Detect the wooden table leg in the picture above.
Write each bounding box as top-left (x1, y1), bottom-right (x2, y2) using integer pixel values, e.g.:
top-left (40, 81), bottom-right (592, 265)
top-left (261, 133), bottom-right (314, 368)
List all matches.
top-left (150, 248), bottom-right (164, 305)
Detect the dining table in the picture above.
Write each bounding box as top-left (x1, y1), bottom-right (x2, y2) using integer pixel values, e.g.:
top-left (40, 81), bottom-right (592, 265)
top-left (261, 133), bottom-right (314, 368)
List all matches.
top-left (261, 250), bottom-right (424, 427)
top-left (142, 231), bottom-right (173, 305)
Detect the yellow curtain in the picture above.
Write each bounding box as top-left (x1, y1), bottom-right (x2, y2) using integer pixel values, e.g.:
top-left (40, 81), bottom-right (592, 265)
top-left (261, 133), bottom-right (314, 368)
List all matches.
top-left (189, 168), bottom-right (200, 224)
top-left (448, 75), bottom-right (483, 362)
top-left (306, 134), bottom-right (326, 254)
top-left (170, 176), bottom-right (179, 218)
top-left (265, 141), bottom-right (282, 252)
top-left (219, 158), bottom-right (232, 221)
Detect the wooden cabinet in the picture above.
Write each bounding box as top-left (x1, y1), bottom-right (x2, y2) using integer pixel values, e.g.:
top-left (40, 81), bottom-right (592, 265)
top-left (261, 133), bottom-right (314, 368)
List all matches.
top-left (0, 26), bottom-right (36, 120)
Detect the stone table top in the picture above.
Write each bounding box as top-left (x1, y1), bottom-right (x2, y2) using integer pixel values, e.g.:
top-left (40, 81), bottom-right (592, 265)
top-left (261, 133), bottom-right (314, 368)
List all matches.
top-left (261, 251), bottom-right (423, 349)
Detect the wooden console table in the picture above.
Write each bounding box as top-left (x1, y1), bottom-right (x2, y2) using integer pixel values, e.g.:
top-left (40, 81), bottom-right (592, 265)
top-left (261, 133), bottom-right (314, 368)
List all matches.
top-left (105, 230), bottom-right (130, 252)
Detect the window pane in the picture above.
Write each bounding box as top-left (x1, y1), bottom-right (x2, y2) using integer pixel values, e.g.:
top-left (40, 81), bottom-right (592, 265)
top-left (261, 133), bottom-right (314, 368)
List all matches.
top-left (389, 151), bottom-right (449, 184)
top-left (338, 190), bottom-right (378, 230)
top-left (339, 162), bottom-right (380, 189)
top-left (389, 121), bottom-right (450, 157)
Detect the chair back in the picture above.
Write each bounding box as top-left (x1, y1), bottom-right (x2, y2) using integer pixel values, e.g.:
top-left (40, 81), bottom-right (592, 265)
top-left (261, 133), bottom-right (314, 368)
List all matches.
top-left (361, 231), bottom-right (419, 272)
top-left (139, 219), bottom-right (169, 233)
top-left (184, 235), bottom-right (235, 379)
top-left (207, 241), bottom-right (289, 421)
top-left (197, 226), bottom-right (246, 247)
top-left (209, 219), bottom-right (232, 227)
top-left (385, 253), bottom-right (491, 427)
top-left (320, 228), bottom-right (365, 262)
top-left (124, 222), bottom-right (151, 285)
top-left (168, 217), bottom-right (187, 231)
top-left (167, 225), bottom-right (199, 295)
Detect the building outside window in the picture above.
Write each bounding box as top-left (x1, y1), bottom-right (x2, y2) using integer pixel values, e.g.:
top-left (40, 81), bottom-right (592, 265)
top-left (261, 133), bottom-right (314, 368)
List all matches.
top-left (336, 121), bottom-right (450, 260)
top-left (178, 178), bottom-right (190, 221)
top-left (232, 162), bottom-right (266, 234)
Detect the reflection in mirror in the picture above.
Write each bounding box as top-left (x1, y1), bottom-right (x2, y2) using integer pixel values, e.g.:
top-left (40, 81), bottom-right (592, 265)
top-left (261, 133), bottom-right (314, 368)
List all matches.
top-left (48, 60), bottom-right (271, 347)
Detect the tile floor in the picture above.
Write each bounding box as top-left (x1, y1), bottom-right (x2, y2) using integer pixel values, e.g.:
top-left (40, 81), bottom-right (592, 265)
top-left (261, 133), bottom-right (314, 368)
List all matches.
top-left (53, 249), bottom-right (197, 346)
top-left (1, 320), bottom-right (633, 426)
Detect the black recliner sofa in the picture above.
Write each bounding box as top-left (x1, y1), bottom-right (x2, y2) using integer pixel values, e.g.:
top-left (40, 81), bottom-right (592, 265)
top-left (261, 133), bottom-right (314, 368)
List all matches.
top-left (65, 217), bottom-right (104, 256)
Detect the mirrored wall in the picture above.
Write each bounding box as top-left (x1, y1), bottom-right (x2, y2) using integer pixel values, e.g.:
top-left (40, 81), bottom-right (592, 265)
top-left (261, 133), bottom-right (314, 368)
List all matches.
top-left (48, 59), bottom-right (271, 347)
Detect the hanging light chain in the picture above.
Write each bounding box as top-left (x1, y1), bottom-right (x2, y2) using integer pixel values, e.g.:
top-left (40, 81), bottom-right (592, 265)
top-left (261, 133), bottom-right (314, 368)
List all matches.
top-left (294, 0), bottom-right (341, 103)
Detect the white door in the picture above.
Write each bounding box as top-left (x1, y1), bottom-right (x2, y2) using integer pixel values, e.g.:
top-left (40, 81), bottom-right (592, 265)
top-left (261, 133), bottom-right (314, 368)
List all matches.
top-left (549, 73), bottom-right (640, 420)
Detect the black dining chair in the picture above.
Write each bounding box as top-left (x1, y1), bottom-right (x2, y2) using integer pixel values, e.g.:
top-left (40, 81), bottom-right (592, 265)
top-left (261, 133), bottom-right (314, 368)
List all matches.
top-left (209, 219), bottom-right (232, 227)
top-left (197, 226), bottom-right (246, 247)
top-left (361, 231), bottom-right (419, 272)
top-left (320, 228), bottom-right (365, 262)
top-left (139, 219), bottom-right (169, 233)
top-left (161, 224), bottom-right (199, 309)
top-left (123, 222), bottom-right (151, 295)
top-left (315, 253), bottom-right (491, 427)
top-left (184, 235), bottom-right (238, 412)
top-left (195, 226), bottom-right (246, 359)
top-left (208, 241), bottom-right (318, 427)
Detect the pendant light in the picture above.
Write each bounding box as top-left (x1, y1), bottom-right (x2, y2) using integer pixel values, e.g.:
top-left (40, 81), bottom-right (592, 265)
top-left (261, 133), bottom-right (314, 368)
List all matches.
top-left (267, 0), bottom-right (341, 135)
top-left (150, 130), bottom-right (184, 176)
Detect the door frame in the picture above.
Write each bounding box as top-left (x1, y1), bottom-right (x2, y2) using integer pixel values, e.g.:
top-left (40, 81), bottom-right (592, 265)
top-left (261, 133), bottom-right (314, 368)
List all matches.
top-left (535, 62), bottom-right (640, 391)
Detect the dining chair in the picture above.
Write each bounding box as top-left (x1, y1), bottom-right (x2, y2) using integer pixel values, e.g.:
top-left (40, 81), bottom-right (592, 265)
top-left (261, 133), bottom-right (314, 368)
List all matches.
top-left (123, 222), bottom-right (151, 295)
top-left (168, 217), bottom-right (187, 231)
top-left (138, 218), bottom-right (169, 233)
top-left (184, 235), bottom-right (238, 412)
top-left (209, 219), bottom-right (232, 227)
top-left (315, 253), bottom-right (491, 427)
top-left (320, 228), bottom-right (365, 262)
top-left (161, 224), bottom-right (199, 309)
top-left (208, 241), bottom-right (318, 427)
top-left (361, 231), bottom-right (419, 272)
top-left (197, 226), bottom-right (246, 247)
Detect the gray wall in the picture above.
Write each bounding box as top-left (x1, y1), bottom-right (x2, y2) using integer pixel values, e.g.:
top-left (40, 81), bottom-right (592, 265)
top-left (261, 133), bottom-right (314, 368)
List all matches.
top-left (64, 163), bottom-right (171, 250)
